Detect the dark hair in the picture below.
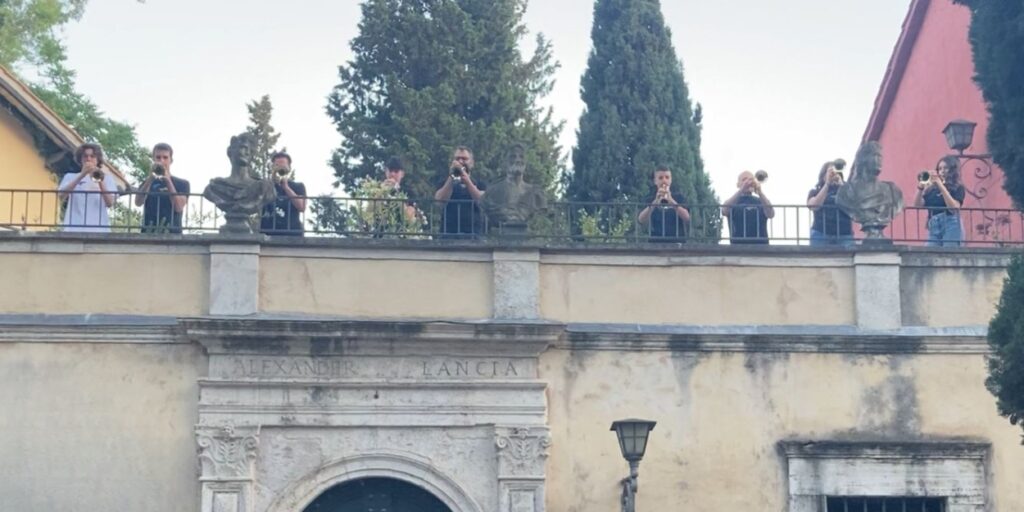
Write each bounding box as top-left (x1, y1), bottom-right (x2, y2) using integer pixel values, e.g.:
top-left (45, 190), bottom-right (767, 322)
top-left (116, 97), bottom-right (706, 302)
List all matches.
top-left (815, 161), bottom-right (832, 189)
top-left (453, 146), bottom-right (474, 158)
top-left (152, 142), bottom-right (174, 158)
top-left (936, 155), bottom-right (961, 187)
top-left (74, 143), bottom-right (105, 166)
top-left (271, 151), bottom-right (292, 165)
top-left (386, 156), bottom-right (404, 171)
top-left (654, 165), bottom-right (671, 175)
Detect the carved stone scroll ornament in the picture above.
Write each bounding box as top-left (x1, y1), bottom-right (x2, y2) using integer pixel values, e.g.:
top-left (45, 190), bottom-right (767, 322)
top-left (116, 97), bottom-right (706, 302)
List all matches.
top-left (196, 424), bottom-right (260, 480)
top-left (495, 427), bottom-right (551, 478)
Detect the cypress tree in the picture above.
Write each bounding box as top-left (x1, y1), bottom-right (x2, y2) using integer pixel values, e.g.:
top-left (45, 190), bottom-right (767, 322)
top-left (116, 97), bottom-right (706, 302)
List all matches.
top-left (326, 0), bottom-right (563, 202)
top-left (245, 95), bottom-right (283, 180)
top-left (954, 0), bottom-right (1024, 209)
top-left (954, 0), bottom-right (1024, 436)
top-left (566, 0), bottom-right (718, 238)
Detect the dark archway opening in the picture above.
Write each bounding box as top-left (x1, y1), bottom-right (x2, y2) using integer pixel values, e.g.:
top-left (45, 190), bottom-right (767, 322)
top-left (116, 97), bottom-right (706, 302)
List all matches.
top-left (302, 477), bottom-right (453, 512)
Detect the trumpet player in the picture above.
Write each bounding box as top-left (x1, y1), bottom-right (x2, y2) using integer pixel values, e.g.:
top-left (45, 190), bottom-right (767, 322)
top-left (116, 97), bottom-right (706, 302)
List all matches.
top-left (260, 152), bottom-right (307, 236)
top-left (136, 143), bottom-right (190, 234)
top-left (58, 143), bottom-right (118, 232)
top-left (807, 159), bottom-right (854, 246)
top-left (722, 170), bottom-right (775, 244)
top-left (913, 155), bottom-right (964, 246)
top-left (637, 165), bottom-right (689, 243)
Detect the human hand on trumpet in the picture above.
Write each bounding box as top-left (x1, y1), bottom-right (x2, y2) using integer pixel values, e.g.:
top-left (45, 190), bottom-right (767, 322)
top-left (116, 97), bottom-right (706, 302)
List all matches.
top-left (272, 164), bottom-right (291, 183)
top-left (917, 170), bottom-right (939, 190)
top-left (655, 183), bottom-right (673, 205)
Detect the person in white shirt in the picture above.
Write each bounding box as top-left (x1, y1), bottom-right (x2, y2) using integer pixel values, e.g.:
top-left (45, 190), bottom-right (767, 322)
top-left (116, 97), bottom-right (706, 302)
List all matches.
top-left (57, 143), bottom-right (118, 232)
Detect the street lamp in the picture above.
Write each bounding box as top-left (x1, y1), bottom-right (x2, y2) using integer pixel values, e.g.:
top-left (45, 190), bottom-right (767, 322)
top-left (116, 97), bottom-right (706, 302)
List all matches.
top-left (611, 419), bottom-right (657, 512)
top-left (942, 119), bottom-right (977, 154)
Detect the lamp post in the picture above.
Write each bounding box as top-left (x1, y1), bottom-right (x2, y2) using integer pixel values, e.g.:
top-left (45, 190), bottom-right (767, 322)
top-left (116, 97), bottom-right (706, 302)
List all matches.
top-left (611, 419), bottom-right (657, 512)
top-left (941, 119), bottom-right (998, 239)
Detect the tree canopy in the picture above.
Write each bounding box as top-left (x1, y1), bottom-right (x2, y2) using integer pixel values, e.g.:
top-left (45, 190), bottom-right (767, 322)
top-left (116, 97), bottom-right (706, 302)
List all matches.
top-left (954, 0), bottom-right (1024, 438)
top-left (245, 95), bottom-right (284, 180)
top-left (326, 0), bottom-right (563, 202)
top-left (565, 0), bottom-right (718, 238)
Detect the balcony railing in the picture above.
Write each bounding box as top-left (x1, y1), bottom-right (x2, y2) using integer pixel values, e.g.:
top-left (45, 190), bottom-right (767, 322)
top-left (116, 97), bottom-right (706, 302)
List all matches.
top-left (2, 188), bottom-right (1023, 246)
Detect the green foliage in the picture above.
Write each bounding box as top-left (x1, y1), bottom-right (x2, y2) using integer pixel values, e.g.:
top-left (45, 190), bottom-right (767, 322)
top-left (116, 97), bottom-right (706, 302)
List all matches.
top-left (986, 255), bottom-right (1024, 435)
top-left (326, 0), bottom-right (563, 203)
top-left (1, 0), bottom-right (150, 184)
top-left (245, 95), bottom-right (283, 180)
top-left (954, 0), bottom-right (1024, 208)
top-left (0, 0), bottom-right (86, 68)
top-left (30, 53), bottom-right (151, 182)
top-left (576, 208), bottom-right (633, 243)
top-left (953, 0), bottom-right (1024, 437)
top-left (565, 0), bottom-right (718, 239)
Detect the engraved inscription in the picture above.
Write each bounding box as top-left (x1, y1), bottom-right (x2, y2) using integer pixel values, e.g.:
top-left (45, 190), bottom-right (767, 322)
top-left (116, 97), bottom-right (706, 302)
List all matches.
top-left (229, 357), bottom-right (356, 379)
top-left (220, 356), bottom-right (527, 380)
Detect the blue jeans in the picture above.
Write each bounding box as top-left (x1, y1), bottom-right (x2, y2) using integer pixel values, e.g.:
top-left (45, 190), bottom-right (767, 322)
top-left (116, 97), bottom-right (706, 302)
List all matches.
top-left (926, 212), bottom-right (963, 247)
top-left (810, 229), bottom-right (855, 247)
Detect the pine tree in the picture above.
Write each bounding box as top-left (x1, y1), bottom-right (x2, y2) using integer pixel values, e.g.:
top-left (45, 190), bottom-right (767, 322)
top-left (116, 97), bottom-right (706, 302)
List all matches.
top-left (953, 0), bottom-right (1024, 436)
top-left (326, 0), bottom-right (563, 202)
top-left (245, 95), bottom-right (282, 180)
top-left (565, 0), bottom-right (718, 239)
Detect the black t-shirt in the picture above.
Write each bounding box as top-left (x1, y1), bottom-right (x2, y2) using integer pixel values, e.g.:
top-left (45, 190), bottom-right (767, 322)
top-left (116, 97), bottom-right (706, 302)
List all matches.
top-left (261, 181), bottom-right (306, 236)
top-left (645, 190), bottom-right (688, 241)
top-left (923, 184), bottom-right (965, 218)
top-left (438, 175), bottom-right (487, 236)
top-left (807, 185), bottom-right (853, 236)
top-left (142, 176), bottom-right (190, 234)
top-left (728, 194), bottom-right (769, 244)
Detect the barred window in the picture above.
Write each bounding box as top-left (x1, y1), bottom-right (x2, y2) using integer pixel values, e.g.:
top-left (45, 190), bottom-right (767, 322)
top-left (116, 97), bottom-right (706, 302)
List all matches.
top-left (826, 497), bottom-right (946, 512)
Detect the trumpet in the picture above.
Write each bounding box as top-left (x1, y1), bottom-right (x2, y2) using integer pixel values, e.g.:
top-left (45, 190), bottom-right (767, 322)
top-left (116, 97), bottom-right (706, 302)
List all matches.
top-left (90, 167), bottom-right (105, 183)
top-left (754, 170), bottom-right (768, 183)
top-left (917, 170), bottom-right (933, 186)
top-left (273, 166), bottom-right (290, 182)
top-left (151, 163), bottom-right (166, 178)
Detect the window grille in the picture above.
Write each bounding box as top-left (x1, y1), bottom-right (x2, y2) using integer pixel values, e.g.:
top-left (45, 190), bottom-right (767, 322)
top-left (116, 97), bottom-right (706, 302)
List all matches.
top-left (825, 497), bottom-right (946, 512)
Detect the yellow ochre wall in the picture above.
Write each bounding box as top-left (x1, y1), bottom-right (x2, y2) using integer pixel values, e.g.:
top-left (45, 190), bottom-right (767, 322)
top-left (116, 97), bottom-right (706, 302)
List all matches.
top-left (0, 109), bottom-right (60, 229)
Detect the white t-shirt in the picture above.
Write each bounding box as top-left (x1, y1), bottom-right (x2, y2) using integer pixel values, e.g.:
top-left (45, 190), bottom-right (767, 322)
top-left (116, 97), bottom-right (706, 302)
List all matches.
top-left (59, 172), bottom-right (119, 232)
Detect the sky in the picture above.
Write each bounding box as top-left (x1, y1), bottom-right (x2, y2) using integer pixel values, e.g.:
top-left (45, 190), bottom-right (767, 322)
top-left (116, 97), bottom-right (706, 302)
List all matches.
top-left (59, 0), bottom-right (913, 209)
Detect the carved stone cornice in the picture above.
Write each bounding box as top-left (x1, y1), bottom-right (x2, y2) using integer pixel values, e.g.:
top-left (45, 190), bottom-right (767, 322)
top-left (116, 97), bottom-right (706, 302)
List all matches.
top-left (495, 427), bottom-right (551, 478)
top-left (196, 424), bottom-right (260, 481)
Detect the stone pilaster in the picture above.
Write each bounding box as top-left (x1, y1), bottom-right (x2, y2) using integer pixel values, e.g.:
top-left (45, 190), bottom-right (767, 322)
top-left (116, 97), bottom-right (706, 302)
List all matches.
top-left (208, 243), bottom-right (260, 316)
top-left (495, 426), bottom-right (550, 512)
top-left (853, 252), bottom-right (902, 330)
top-left (196, 424), bottom-right (260, 512)
top-left (492, 250), bottom-right (541, 320)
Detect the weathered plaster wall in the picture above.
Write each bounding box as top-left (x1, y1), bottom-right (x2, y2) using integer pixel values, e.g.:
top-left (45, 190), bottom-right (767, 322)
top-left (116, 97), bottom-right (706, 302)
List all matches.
top-left (0, 109), bottom-right (59, 229)
top-left (0, 342), bottom-right (204, 512)
top-left (901, 265), bottom-right (1006, 327)
top-left (259, 253), bottom-right (493, 319)
top-left (0, 251), bottom-right (207, 315)
top-left (539, 256), bottom-right (856, 325)
top-left (541, 349), bottom-right (1024, 512)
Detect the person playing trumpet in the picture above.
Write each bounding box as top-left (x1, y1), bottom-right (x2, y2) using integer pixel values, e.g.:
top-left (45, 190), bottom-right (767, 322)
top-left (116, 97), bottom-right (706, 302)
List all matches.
top-left (913, 155), bottom-right (964, 246)
top-left (57, 143), bottom-right (119, 232)
top-left (807, 159), bottom-right (854, 246)
top-left (722, 170), bottom-right (775, 244)
top-left (637, 165), bottom-right (690, 243)
top-left (136, 143), bottom-right (190, 234)
top-left (260, 151), bottom-right (307, 236)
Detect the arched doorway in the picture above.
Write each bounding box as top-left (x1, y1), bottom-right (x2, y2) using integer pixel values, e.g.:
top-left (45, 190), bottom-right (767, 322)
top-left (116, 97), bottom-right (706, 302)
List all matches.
top-left (303, 477), bottom-right (453, 512)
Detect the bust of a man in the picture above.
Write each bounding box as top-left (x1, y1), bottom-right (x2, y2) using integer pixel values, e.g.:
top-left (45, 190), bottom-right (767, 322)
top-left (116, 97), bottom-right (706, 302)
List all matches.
top-left (836, 141), bottom-right (904, 240)
top-left (482, 143), bottom-right (547, 233)
top-left (203, 133), bottom-right (276, 234)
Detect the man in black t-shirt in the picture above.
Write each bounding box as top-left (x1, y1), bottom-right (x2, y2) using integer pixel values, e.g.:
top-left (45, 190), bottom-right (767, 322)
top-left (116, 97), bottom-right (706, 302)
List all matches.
top-left (722, 170), bottom-right (775, 245)
top-left (260, 152), bottom-right (307, 236)
top-left (135, 143), bottom-right (190, 234)
top-left (433, 146), bottom-right (486, 238)
top-left (637, 166), bottom-right (690, 243)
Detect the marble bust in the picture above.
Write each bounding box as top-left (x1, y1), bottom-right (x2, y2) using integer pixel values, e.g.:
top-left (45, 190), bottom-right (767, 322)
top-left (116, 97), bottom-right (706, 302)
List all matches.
top-left (203, 133), bottom-right (276, 234)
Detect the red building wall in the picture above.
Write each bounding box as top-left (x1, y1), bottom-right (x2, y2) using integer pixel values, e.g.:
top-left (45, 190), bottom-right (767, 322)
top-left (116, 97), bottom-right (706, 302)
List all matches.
top-left (866, 0), bottom-right (1014, 243)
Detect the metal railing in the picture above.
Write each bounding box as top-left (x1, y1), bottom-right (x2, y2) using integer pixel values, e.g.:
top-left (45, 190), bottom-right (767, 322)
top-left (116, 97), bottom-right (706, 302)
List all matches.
top-left (2, 188), bottom-right (1023, 246)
